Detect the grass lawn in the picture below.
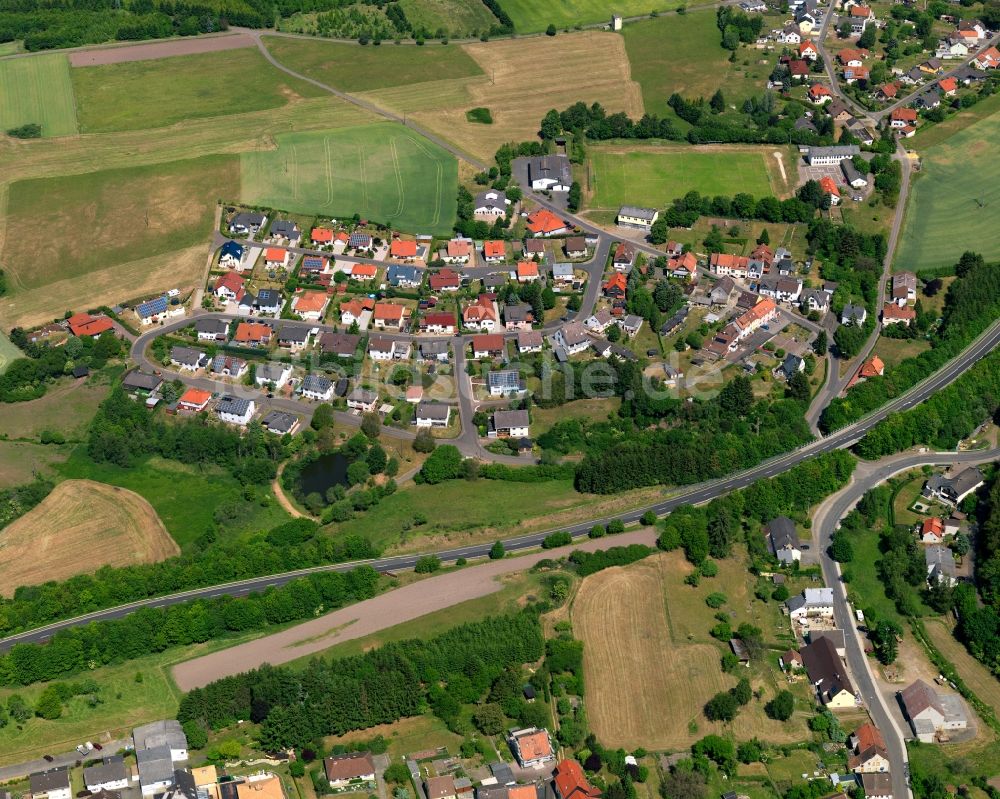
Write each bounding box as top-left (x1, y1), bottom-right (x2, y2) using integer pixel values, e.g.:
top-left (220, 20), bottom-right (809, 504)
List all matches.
top-left (873, 336), bottom-right (930, 370)
top-left (766, 749), bottom-right (820, 784)
top-left (397, 0), bottom-right (499, 37)
top-left (0, 331), bottom-right (23, 373)
top-left (0, 440), bottom-right (70, 485)
top-left (0, 53), bottom-right (78, 137)
top-left (501, 0), bottom-right (675, 33)
top-left (241, 124), bottom-right (457, 234)
top-left (325, 714), bottom-right (463, 761)
top-left (57, 449), bottom-right (292, 550)
top-left (71, 48), bottom-right (325, 133)
top-left (530, 396), bottom-right (620, 430)
top-left (586, 144), bottom-right (778, 210)
top-left (262, 35), bottom-right (482, 92)
top-left (924, 617), bottom-right (1000, 717)
top-left (910, 90), bottom-right (1000, 151)
top-left (2, 154), bottom-right (238, 294)
top-left (0, 374), bottom-right (111, 440)
top-left (623, 13), bottom-right (767, 112)
top-left (895, 111), bottom-right (1000, 272)
top-left (331, 477), bottom-right (665, 552)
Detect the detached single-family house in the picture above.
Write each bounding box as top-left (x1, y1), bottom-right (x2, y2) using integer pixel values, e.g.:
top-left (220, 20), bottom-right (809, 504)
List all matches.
top-left (890, 107), bottom-right (919, 129)
top-left (67, 312), bottom-right (115, 337)
top-left (801, 289), bottom-right (830, 313)
top-left (517, 329), bottom-right (544, 353)
top-left (882, 302), bottom-right (916, 327)
top-left (348, 232), bottom-right (373, 251)
top-left (923, 466), bottom-right (984, 506)
top-left (585, 308), bottom-right (615, 334)
top-left (766, 516), bottom-right (801, 563)
top-left (319, 332), bottom-right (361, 358)
top-left (920, 517), bottom-right (946, 545)
top-left (553, 760), bottom-right (602, 799)
top-left (800, 636), bottom-right (856, 708)
top-left (84, 758), bottom-right (129, 793)
top-left (311, 227), bottom-right (335, 246)
top-left (30, 770), bottom-right (72, 799)
top-left (346, 388), bottom-right (378, 412)
top-left (841, 304), bottom-right (867, 326)
top-left (517, 261), bottom-right (540, 283)
top-left (526, 209), bottom-right (570, 237)
top-left (552, 262), bottom-right (576, 284)
top-left (292, 290), bottom-right (329, 321)
top-left (264, 247), bottom-right (289, 269)
top-left (509, 727), bottom-right (555, 768)
top-left (527, 155), bottom-right (572, 191)
top-left (340, 297), bottom-right (375, 328)
top-left (472, 334), bottom-right (506, 359)
top-left (415, 402), bottom-right (451, 428)
top-left (255, 363), bottom-right (292, 389)
top-left (422, 312), bottom-right (457, 334)
top-left (564, 236), bottom-right (588, 258)
top-left (170, 346), bottom-right (205, 372)
top-left (973, 45), bottom-right (1000, 70)
top-left (758, 276), bottom-right (802, 303)
top-left (386, 264), bottom-right (422, 288)
top-left (442, 238), bottom-right (473, 264)
top-left (900, 679), bottom-right (968, 742)
top-left (616, 206), bottom-right (658, 231)
top-left (429, 268), bottom-right (462, 292)
top-left (219, 240), bottom-right (246, 270)
top-left (369, 336), bottom-right (409, 361)
top-left (603, 272), bottom-right (628, 299)
top-left (808, 83), bottom-right (832, 103)
top-left (925, 545), bottom-right (958, 586)
top-left (841, 159), bottom-right (868, 188)
top-left (464, 294), bottom-right (500, 331)
top-left (613, 242), bottom-right (637, 271)
top-left (787, 588), bottom-right (835, 620)
top-left (301, 374), bottom-right (334, 401)
top-left (483, 240), bottom-right (507, 263)
top-left (849, 723), bottom-right (890, 773)
top-left (504, 303), bottom-right (535, 331)
top-left (324, 753), bottom-right (376, 791)
top-left (255, 289), bottom-right (283, 316)
top-left (488, 370), bottom-right (525, 397)
top-left (849, 4), bottom-right (874, 33)
top-left (300, 255), bottom-right (328, 275)
top-left (137, 295), bottom-right (173, 325)
top-left (555, 322), bottom-right (590, 355)
top-left (232, 322), bottom-right (272, 347)
top-left (491, 409), bottom-right (530, 438)
top-left (373, 302), bottom-right (408, 331)
top-left (620, 314), bottom-right (643, 337)
top-left (425, 777), bottom-right (457, 799)
top-left (229, 212), bottom-right (266, 236)
top-left (210, 354), bottom-right (247, 379)
top-left (196, 317), bottom-right (230, 341)
top-left (262, 411), bottom-right (300, 436)
top-left (177, 388), bottom-right (211, 412)
top-left (269, 219), bottom-right (300, 244)
top-left (390, 239), bottom-right (419, 261)
top-left (277, 323), bottom-right (311, 352)
top-left (216, 397), bottom-right (255, 426)
top-left (419, 340), bottom-right (450, 362)
top-left (892, 271), bottom-right (917, 305)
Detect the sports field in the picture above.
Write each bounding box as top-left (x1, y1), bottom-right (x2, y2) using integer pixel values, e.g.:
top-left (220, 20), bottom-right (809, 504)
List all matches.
top-left (623, 12), bottom-right (765, 112)
top-left (573, 552), bottom-right (809, 749)
top-left (241, 124), bottom-right (457, 233)
top-left (0, 479), bottom-right (179, 596)
top-left (2, 154), bottom-right (237, 293)
top-left (262, 35), bottom-right (483, 92)
top-left (397, 0), bottom-right (498, 37)
top-left (501, 0), bottom-right (676, 32)
top-left (71, 47), bottom-right (326, 133)
top-left (0, 53), bottom-right (78, 137)
top-left (365, 32), bottom-right (643, 161)
top-left (587, 145), bottom-right (777, 209)
top-left (895, 112), bottom-right (1000, 272)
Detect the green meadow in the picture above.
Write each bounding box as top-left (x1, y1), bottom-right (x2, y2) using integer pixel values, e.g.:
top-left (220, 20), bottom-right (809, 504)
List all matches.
top-left (0, 53), bottom-right (78, 136)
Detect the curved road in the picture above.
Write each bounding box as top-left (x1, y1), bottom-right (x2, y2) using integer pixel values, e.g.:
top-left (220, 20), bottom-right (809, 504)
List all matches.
top-left (814, 446), bottom-right (1000, 799)
top-left (4, 314), bottom-right (999, 653)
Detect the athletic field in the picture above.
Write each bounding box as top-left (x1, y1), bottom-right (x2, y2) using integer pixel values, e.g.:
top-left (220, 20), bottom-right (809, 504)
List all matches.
top-left (587, 145), bottom-right (777, 210)
top-left (0, 54), bottom-right (78, 137)
top-left (241, 124), bottom-right (458, 233)
top-left (896, 112), bottom-right (1000, 272)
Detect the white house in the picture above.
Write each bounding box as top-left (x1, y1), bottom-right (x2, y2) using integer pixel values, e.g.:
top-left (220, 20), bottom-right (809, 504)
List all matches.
top-left (474, 189), bottom-right (509, 217)
top-left (900, 679), bottom-right (968, 742)
top-left (766, 516), bottom-right (801, 564)
top-left (616, 206), bottom-right (659, 230)
top-left (30, 769), bottom-right (72, 799)
top-left (415, 402), bottom-right (451, 428)
top-left (787, 587), bottom-right (835, 621)
top-left (491, 409), bottom-right (529, 438)
top-left (216, 397), bottom-right (255, 426)
top-left (301, 374), bottom-right (334, 401)
top-left (527, 155), bottom-right (572, 191)
top-left (324, 753), bottom-right (376, 791)
top-left (346, 388), bottom-right (378, 412)
top-left (555, 322), bottom-right (590, 355)
top-left (256, 363), bottom-right (292, 389)
top-left (84, 758), bottom-right (130, 793)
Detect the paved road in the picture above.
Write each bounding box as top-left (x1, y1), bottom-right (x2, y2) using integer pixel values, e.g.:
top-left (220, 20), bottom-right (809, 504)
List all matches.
top-left (813, 446), bottom-right (1000, 799)
top-left (0, 738), bottom-right (129, 782)
top-left (5, 314), bottom-right (999, 653)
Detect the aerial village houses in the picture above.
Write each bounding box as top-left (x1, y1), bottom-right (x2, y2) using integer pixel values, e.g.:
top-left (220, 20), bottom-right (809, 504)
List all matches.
top-left (464, 294), bottom-right (500, 331)
top-left (527, 155), bottom-right (572, 191)
top-left (848, 722), bottom-right (890, 773)
top-left (766, 516), bottom-right (801, 563)
top-left (800, 636), bottom-right (856, 708)
top-left (509, 727), bottom-right (555, 768)
top-left (616, 206), bottom-right (658, 231)
top-left (323, 752), bottom-right (376, 790)
top-left (526, 209), bottom-right (570, 237)
top-left (899, 679), bottom-right (968, 742)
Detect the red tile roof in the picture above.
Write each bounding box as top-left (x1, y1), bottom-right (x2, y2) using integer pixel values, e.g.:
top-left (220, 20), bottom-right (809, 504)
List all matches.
top-left (922, 517), bottom-right (945, 537)
top-left (514, 730), bottom-right (552, 762)
top-left (429, 269), bottom-right (461, 290)
top-left (67, 313), bottom-right (114, 337)
top-left (553, 761), bottom-right (601, 799)
top-left (179, 388), bottom-right (211, 408)
top-left (373, 302), bottom-right (405, 321)
top-left (517, 261), bottom-right (539, 278)
top-left (351, 263), bottom-right (378, 279)
top-left (234, 322), bottom-right (271, 343)
top-left (526, 209), bottom-right (567, 235)
top-left (293, 291), bottom-right (328, 313)
top-left (312, 228), bottom-right (334, 243)
top-left (484, 240), bottom-right (506, 258)
top-left (215, 272), bottom-right (245, 294)
top-left (891, 107), bottom-right (918, 122)
top-left (883, 302), bottom-right (916, 320)
top-left (265, 247), bottom-right (286, 262)
top-left (423, 312), bottom-right (456, 328)
top-left (603, 272), bottom-right (628, 294)
top-left (472, 334), bottom-right (505, 353)
top-left (447, 239), bottom-right (473, 257)
top-left (858, 355), bottom-right (884, 378)
top-left (819, 176), bottom-right (840, 196)
top-left (391, 239), bottom-right (418, 257)
top-left (939, 77), bottom-right (958, 92)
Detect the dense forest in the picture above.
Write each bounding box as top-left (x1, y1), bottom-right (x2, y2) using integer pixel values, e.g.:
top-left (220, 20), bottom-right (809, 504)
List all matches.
top-left (824, 252), bottom-right (1000, 432)
top-left (178, 611), bottom-right (544, 748)
top-left (955, 475), bottom-right (1000, 676)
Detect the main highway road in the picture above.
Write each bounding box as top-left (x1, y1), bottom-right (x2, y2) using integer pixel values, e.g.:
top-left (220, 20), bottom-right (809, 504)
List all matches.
top-left (3, 314), bottom-right (999, 653)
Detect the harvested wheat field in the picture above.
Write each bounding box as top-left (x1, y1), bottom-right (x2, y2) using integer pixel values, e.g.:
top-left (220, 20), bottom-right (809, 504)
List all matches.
top-left (573, 553), bottom-right (809, 749)
top-left (363, 31), bottom-right (644, 161)
top-left (0, 479), bottom-right (178, 596)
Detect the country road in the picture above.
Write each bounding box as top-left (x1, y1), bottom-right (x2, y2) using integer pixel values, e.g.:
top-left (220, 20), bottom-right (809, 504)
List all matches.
top-left (813, 446), bottom-right (1000, 799)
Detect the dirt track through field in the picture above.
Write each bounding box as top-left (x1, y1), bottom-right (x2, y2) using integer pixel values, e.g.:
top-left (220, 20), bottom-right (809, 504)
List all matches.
top-left (69, 34), bottom-right (255, 67)
top-left (172, 528), bottom-right (658, 690)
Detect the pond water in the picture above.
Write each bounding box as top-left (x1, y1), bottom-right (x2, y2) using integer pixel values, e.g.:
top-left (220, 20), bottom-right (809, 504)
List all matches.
top-left (296, 453), bottom-right (350, 497)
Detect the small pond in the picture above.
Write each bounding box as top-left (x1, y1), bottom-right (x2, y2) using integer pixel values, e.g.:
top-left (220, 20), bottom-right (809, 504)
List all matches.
top-left (296, 452), bottom-right (350, 497)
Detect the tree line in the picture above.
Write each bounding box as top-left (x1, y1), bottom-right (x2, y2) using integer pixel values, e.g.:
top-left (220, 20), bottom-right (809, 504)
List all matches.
top-left (177, 611), bottom-right (544, 749)
top-left (825, 252), bottom-right (1000, 432)
top-left (0, 560), bottom-right (381, 688)
top-left (1, 328), bottom-right (123, 403)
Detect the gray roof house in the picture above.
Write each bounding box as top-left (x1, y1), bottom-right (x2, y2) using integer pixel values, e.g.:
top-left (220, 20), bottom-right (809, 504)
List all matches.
top-left (900, 679), bottom-right (968, 742)
top-left (925, 545), bottom-right (958, 586)
top-left (527, 155), bottom-right (572, 191)
top-left (229, 211), bottom-right (266, 234)
top-left (301, 374), bottom-right (334, 399)
top-left (840, 158), bottom-right (868, 188)
top-left (270, 219), bottom-right (301, 242)
top-left (841, 304), bottom-right (867, 326)
top-left (136, 745), bottom-right (175, 794)
top-left (923, 467), bottom-right (984, 506)
top-left (84, 757), bottom-right (129, 792)
top-left (415, 402), bottom-right (451, 427)
top-left (195, 317), bottom-right (229, 340)
top-left (262, 410), bottom-right (299, 435)
top-left (123, 370), bottom-right (162, 394)
top-left (766, 516), bottom-right (801, 563)
top-left (170, 346), bottom-right (204, 370)
top-left (30, 769), bottom-right (71, 798)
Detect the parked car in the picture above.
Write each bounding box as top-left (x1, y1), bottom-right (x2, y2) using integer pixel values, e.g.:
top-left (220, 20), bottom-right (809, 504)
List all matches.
top-left (43, 755), bottom-right (54, 762)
